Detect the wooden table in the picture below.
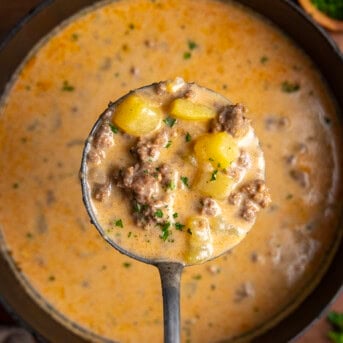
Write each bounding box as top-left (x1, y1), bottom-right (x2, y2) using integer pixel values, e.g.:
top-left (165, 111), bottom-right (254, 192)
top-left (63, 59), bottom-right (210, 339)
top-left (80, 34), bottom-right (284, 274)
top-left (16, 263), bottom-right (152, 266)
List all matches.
top-left (0, 1), bottom-right (342, 342)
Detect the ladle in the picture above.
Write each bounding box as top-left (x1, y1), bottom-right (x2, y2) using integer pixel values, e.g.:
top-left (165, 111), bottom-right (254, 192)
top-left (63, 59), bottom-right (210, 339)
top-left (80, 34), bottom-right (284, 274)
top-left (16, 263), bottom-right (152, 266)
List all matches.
top-left (80, 82), bottom-right (266, 343)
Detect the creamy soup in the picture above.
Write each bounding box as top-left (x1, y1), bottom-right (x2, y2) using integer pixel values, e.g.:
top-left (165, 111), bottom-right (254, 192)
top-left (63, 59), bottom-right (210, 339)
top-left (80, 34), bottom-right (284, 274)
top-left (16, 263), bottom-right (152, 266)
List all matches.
top-left (0, 0), bottom-right (342, 342)
top-left (85, 79), bottom-right (269, 263)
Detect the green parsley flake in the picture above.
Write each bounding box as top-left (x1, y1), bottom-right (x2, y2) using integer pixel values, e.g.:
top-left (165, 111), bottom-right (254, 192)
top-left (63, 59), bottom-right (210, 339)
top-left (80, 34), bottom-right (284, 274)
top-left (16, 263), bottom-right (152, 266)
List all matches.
top-left (185, 132), bottom-right (192, 142)
top-left (128, 232), bottom-right (132, 238)
top-left (173, 212), bottom-right (178, 218)
top-left (166, 181), bottom-right (176, 191)
top-left (123, 262), bottom-right (131, 268)
top-left (159, 222), bottom-right (171, 241)
top-left (62, 80), bottom-right (75, 92)
top-left (175, 222), bottom-right (185, 231)
top-left (192, 274), bottom-right (202, 280)
top-left (188, 40), bottom-right (198, 50)
top-left (281, 81), bottom-right (300, 93)
top-left (109, 123), bottom-right (119, 133)
top-left (71, 33), bottom-right (79, 41)
top-left (165, 140), bottom-right (172, 148)
top-left (183, 51), bottom-right (192, 60)
top-left (210, 170), bottom-right (218, 181)
top-left (115, 219), bottom-right (123, 228)
top-left (260, 56), bottom-right (269, 64)
top-left (163, 117), bottom-right (177, 127)
top-left (154, 209), bottom-right (163, 218)
top-left (180, 176), bottom-right (189, 188)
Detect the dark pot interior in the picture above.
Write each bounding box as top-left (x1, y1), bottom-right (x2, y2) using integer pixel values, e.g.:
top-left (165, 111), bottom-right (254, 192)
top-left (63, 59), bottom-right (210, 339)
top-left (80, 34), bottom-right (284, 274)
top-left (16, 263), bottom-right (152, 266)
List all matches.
top-left (0, 0), bottom-right (342, 342)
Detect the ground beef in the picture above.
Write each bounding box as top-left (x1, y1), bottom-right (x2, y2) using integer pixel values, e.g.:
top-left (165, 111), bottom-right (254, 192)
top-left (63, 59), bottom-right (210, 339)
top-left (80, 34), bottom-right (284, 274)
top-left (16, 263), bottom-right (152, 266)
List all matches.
top-left (211, 103), bottom-right (250, 138)
top-left (237, 150), bottom-right (250, 168)
top-left (228, 192), bottom-right (243, 206)
top-left (155, 81), bottom-right (167, 95)
top-left (114, 163), bottom-right (177, 227)
top-left (92, 182), bottom-right (111, 201)
top-left (241, 179), bottom-right (271, 208)
top-left (131, 130), bottom-right (169, 162)
top-left (201, 198), bottom-right (221, 216)
top-left (87, 122), bottom-right (114, 164)
top-left (241, 199), bottom-right (259, 221)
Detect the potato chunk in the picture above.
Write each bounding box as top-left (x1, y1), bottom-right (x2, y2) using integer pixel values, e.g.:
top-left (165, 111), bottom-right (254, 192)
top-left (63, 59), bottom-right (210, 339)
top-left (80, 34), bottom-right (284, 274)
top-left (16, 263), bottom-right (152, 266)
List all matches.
top-left (194, 169), bottom-right (234, 200)
top-left (169, 98), bottom-right (216, 121)
top-left (185, 216), bottom-right (213, 264)
top-left (194, 132), bottom-right (239, 169)
top-left (113, 94), bottom-right (162, 136)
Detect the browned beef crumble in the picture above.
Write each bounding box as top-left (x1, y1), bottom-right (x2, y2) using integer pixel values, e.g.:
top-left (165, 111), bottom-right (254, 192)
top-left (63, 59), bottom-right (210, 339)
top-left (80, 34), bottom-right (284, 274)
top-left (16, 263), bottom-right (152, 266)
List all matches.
top-left (130, 129), bottom-right (169, 162)
top-left (211, 103), bottom-right (250, 138)
top-left (201, 198), bottom-right (221, 216)
top-left (92, 182), bottom-right (111, 201)
top-left (114, 163), bottom-right (176, 227)
top-left (87, 122), bottom-right (114, 164)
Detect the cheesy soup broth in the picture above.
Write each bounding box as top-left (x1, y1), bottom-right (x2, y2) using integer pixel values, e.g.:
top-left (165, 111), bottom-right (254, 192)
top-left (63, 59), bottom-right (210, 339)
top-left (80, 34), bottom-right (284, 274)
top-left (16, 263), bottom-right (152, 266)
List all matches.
top-left (0, 0), bottom-right (342, 342)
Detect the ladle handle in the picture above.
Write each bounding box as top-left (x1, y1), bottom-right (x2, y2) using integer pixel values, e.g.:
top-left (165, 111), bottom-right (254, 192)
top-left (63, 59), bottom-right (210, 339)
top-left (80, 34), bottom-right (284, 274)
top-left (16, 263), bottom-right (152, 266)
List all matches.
top-left (157, 262), bottom-right (184, 343)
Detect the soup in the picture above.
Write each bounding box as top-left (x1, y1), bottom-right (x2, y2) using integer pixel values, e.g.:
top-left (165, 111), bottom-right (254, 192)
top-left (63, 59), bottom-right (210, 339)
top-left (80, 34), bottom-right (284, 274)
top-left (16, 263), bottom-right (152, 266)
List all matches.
top-left (84, 79), bottom-right (269, 263)
top-left (0, 0), bottom-right (342, 342)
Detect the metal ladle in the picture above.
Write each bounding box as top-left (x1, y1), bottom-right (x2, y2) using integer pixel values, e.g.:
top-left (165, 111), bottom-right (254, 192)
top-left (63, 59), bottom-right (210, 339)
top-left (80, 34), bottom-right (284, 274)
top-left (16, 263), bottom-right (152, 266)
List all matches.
top-left (80, 83), bottom-right (265, 343)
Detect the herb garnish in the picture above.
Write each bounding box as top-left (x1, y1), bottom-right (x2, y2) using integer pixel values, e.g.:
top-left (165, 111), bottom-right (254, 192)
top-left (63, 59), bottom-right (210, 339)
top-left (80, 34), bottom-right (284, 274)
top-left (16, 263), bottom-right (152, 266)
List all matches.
top-left (166, 181), bottom-right (176, 191)
top-left (109, 123), bottom-right (119, 133)
top-left (165, 140), bottom-right (172, 148)
top-left (185, 132), bottom-right (192, 142)
top-left (181, 176), bottom-right (189, 188)
top-left (26, 232), bottom-right (33, 239)
top-left (115, 219), bottom-right (124, 228)
top-left (192, 274), bottom-right (202, 280)
top-left (281, 81), bottom-right (300, 93)
top-left (62, 80), bottom-right (75, 92)
top-left (188, 40), bottom-right (198, 50)
top-left (154, 209), bottom-right (163, 218)
top-left (128, 232), bottom-right (132, 238)
top-left (173, 212), bottom-right (178, 218)
top-left (71, 33), bottom-right (79, 41)
top-left (183, 52), bottom-right (192, 60)
top-left (159, 222), bottom-right (171, 241)
top-left (260, 56), bottom-right (269, 64)
top-left (163, 117), bottom-right (177, 127)
top-left (210, 170), bottom-right (218, 181)
top-left (311, 0), bottom-right (343, 20)
top-left (123, 262), bottom-right (132, 268)
top-left (175, 222), bottom-right (185, 231)
top-left (327, 311), bottom-right (343, 343)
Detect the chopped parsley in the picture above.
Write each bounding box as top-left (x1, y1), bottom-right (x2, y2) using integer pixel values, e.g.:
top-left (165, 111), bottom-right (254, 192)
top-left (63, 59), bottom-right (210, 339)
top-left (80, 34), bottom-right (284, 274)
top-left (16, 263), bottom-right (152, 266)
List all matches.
top-left (159, 222), bottom-right (171, 241)
top-left (185, 132), bottom-right (192, 142)
top-left (260, 56), bottom-right (269, 64)
top-left (173, 212), bottom-right (178, 218)
top-left (183, 51), bottom-right (192, 60)
top-left (154, 209), bottom-right (163, 218)
top-left (123, 262), bottom-right (132, 268)
top-left (166, 181), bottom-right (176, 191)
top-left (115, 219), bottom-right (124, 228)
top-left (192, 274), bottom-right (202, 280)
top-left (163, 117), bottom-right (177, 127)
top-left (128, 232), bottom-right (132, 238)
top-left (210, 170), bottom-right (218, 181)
top-left (180, 176), bottom-right (189, 188)
top-left (327, 311), bottom-right (343, 343)
top-left (311, 0), bottom-right (343, 20)
top-left (71, 33), bottom-right (79, 41)
top-left (281, 81), bottom-right (300, 93)
top-left (175, 222), bottom-right (185, 231)
top-left (133, 203), bottom-right (147, 213)
top-left (62, 80), bottom-right (75, 92)
top-left (286, 193), bottom-right (293, 200)
top-left (109, 123), bottom-right (119, 133)
top-left (188, 40), bottom-right (198, 50)
top-left (165, 140), bottom-right (172, 148)
top-left (26, 232), bottom-right (33, 239)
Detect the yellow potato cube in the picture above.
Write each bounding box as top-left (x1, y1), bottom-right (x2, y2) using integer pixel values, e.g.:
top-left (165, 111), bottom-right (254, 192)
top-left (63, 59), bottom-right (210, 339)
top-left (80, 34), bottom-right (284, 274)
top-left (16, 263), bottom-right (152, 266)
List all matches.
top-left (169, 98), bottom-right (216, 121)
top-left (185, 216), bottom-right (213, 264)
top-left (194, 132), bottom-right (239, 169)
top-left (113, 94), bottom-right (162, 136)
top-left (194, 169), bottom-right (234, 200)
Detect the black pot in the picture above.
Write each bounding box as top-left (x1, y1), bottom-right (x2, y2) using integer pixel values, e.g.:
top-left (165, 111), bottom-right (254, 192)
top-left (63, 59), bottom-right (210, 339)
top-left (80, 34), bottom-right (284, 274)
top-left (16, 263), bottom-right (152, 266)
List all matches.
top-left (0, 0), bottom-right (342, 342)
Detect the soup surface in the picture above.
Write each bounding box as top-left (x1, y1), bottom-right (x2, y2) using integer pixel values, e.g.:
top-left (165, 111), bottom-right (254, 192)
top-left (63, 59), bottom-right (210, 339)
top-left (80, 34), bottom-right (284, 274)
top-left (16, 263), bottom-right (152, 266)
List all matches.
top-left (0, 0), bottom-right (342, 342)
top-left (85, 79), bottom-right (269, 263)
